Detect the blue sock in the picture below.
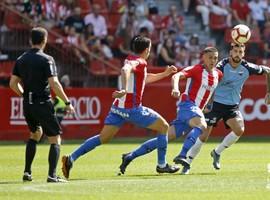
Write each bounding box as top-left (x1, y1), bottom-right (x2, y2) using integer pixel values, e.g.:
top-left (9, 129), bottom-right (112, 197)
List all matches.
top-left (157, 134), bottom-right (168, 165)
top-left (128, 138), bottom-right (157, 160)
top-left (180, 127), bottom-right (202, 158)
top-left (70, 135), bottom-right (101, 162)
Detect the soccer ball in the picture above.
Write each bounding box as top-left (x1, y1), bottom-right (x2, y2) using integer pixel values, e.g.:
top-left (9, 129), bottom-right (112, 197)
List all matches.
top-left (231, 24), bottom-right (251, 44)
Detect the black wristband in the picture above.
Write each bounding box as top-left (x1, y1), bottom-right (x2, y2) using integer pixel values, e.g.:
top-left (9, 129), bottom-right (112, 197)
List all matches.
top-left (65, 101), bottom-right (71, 105)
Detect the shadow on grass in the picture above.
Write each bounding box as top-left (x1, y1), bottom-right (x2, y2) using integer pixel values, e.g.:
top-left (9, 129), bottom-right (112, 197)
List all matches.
top-left (0, 181), bottom-right (24, 185)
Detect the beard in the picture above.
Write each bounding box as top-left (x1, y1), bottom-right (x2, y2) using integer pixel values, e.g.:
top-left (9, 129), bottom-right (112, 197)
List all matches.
top-left (231, 56), bottom-right (241, 64)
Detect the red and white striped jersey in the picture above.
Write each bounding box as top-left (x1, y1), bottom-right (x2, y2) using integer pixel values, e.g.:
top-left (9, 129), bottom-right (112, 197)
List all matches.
top-left (180, 64), bottom-right (223, 109)
top-left (113, 55), bottom-right (147, 109)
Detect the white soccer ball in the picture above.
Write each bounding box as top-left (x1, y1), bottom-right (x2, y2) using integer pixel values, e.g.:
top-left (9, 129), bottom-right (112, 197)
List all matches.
top-left (231, 24), bottom-right (251, 44)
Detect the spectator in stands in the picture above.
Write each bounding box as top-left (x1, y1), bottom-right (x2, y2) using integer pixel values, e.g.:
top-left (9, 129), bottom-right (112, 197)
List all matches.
top-left (264, 0), bottom-right (270, 22)
top-left (231, 0), bottom-right (251, 26)
top-left (116, 6), bottom-right (137, 58)
top-left (146, 0), bottom-right (159, 14)
top-left (196, 0), bottom-right (212, 31)
top-left (182, 0), bottom-right (191, 15)
top-left (56, 0), bottom-right (73, 28)
top-left (65, 26), bottom-right (89, 64)
top-left (116, 5), bottom-right (137, 38)
top-left (197, 0), bottom-right (231, 31)
top-left (175, 45), bottom-right (189, 68)
top-left (42, 0), bottom-right (58, 28)
top-left (84, 4), bottom-right (108, 39)
top-left (157, 38), bottom-right (176, 67)
top-left (263, 21), bottom-right (270, 58)
top-left (248, 0), bottom-right (267, 32)
top-left (83, 23), bottom-right (99, 49)
top-left (100, 36), bottom-right (114, 59)
top-left (64, 7), bottom-right (85, 34)
top-left (185, 34), bottom-right (200, 65)
top-left (110, 0), bottom-right (127, 14)
top-left (163, 5), bottom-right (186, 45)
top-left (133, 0), bottom-right (154, 33)
top-left (212, 0), bottom-right (232, 27)
top-left (22, 0), bottom-right (43, 23)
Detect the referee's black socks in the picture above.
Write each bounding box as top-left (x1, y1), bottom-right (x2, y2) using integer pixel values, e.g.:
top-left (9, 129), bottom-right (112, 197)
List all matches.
top-left (48, 144), bottom-right (60, 178)
top-left (24, 139), bottom-right (37, 174)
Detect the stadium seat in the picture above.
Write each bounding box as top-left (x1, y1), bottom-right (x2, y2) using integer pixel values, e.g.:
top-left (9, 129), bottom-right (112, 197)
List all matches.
top-left (92, 0), bottom-right (108, 13)
top-left (0, 61), bottom-right (14, 79)
top-left (89, 59), bottom-right (120, 76)
top-left (78, 0), bottom-right (92, 16)
top-left (4, 10), bottom-right (29, 30)
top-left (209, 13), bottom-right (227, 30)
top-left (106, 13), bottom-right (121, 35)
top-left (110, 0), bottom-right (127, 14)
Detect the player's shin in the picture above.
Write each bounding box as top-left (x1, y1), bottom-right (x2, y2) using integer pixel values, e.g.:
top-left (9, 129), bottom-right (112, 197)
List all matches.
top-left (128, 138), bottom-right (158, 160)
top-left (157, 134), bottom-right (168, 167)
top-left (215, 131), bottom-right (240, 154)
top-left (186, 137), bottom-right (204, 164)
top-left (179, 127), bottom-right (202, 158)
top-left (70, 135), bottom-right (101, 162)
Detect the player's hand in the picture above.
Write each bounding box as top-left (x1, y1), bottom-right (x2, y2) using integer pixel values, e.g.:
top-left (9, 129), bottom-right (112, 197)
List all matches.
top-left (112, 89), bottom-right (127, 98)
top-left (171, 89), bottom-right (180, 98)
top-left (165, 65), bottom-right (178, 76)
top-left (65, 104), bottom-right (75, 114)
top-left (265, 92), bottom-right (270, 104)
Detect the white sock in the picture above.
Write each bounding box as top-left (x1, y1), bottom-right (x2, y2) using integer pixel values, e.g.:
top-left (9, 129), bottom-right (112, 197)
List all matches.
top-left (215, 131), bottom-right (240, 155)
top-left (158, 163), bottom-right (166, 168)
top-left (186, 138), bottom-right (204, 164)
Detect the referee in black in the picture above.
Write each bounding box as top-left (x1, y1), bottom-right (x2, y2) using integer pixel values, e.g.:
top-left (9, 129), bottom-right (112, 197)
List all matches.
top-left (9, 27), bottom-right (75, 183)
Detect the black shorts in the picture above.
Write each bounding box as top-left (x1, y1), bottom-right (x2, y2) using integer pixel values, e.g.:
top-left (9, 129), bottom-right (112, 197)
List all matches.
top-left (204, 101), bottom-right (242, 129)
top-left (23, 100), bottom-right (62, 136)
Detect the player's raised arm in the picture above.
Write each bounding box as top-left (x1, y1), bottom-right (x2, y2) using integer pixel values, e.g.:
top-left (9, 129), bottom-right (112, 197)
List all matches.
top-left (145, 65), bottom-right (177, 84)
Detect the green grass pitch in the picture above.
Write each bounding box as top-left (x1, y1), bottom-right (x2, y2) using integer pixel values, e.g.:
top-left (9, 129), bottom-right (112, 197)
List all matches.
top-left (0, 137), bottom-right (269, 200)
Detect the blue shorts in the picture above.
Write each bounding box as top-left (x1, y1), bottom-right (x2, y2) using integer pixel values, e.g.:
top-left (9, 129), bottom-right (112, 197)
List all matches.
top-left (171, 101), bottom-right (204, 137)
top-left (104, 106), bottom-right (160, 128)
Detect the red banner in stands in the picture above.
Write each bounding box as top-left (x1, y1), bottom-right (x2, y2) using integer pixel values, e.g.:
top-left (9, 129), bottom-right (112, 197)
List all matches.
top-left (0, 77), bottom-right (269, 140)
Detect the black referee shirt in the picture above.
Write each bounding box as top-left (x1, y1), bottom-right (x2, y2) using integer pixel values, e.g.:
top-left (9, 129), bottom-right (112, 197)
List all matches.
top-left (12, 48), bottom-right (58, 102)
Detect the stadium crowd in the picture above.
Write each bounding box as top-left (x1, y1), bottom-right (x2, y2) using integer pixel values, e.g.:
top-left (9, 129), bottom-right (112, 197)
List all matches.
top-left (1, 0), bottom-right (270, 87)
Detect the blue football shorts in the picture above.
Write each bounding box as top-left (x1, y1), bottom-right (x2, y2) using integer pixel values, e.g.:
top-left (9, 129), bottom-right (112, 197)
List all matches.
top-left (171, 100), bottom-right (204, 138)
top-left (104, 105), bottom-right (161, 128)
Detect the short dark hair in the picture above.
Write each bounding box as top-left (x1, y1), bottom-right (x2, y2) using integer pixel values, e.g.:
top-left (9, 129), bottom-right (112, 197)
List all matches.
top-left (230, 42), bottom-right (245, 50)
top-left (31, 27), bottom-right (48, 45)
top-left (130, 35), bottom-right (151, 54)
top-left (202, 46), bottom-right (218, 55)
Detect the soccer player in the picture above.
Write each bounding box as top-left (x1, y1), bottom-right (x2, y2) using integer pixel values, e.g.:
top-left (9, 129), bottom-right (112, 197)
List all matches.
top-left (9, 27), bottom-right (75, 182)
top-left (61, 35), bottom-right (179, 179)
top-left (119, 47), bottom-right (223, 175)
top-left (175, 43), bottom-right (270, 174)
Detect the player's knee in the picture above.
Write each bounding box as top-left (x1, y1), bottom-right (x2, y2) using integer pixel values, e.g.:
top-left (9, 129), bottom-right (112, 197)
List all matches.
top-left (234, 127), bottom-right (244, 136)
top-left (160, 121), bottom-right (169, 133)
